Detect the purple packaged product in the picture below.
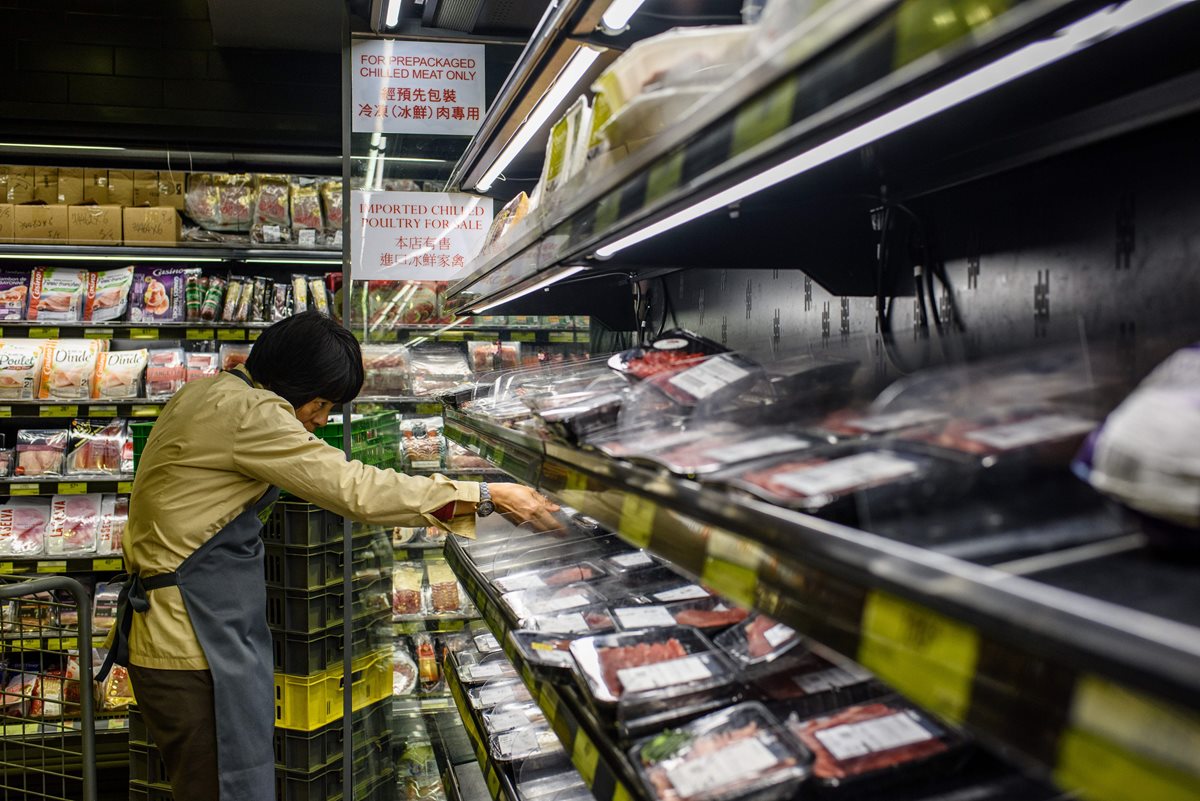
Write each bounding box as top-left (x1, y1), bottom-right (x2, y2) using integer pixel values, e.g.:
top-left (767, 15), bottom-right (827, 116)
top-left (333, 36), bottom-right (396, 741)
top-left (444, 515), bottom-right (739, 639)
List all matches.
top-left (130, 266), bottom-right (189, 323)
top-left (0, 272), bottom-right (30, 321)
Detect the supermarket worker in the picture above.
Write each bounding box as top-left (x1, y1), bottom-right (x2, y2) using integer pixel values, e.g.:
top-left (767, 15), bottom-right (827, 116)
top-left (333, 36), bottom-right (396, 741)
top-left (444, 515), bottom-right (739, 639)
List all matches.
top-left (98, 311), bottom-right (559, 801)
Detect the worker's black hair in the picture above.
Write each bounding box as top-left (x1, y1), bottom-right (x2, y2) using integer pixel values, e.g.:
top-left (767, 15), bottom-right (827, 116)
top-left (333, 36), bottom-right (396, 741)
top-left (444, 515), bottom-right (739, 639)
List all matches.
top-left (246, 311), bottom-right (363, 409)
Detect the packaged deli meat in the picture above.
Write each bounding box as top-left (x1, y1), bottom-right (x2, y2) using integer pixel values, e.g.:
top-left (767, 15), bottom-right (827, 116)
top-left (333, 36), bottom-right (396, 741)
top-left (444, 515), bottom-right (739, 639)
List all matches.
top-left (510, 630), bottom-right (579, 670)
top-left (27, 268), bottom-right (87, 322)
top-left (186, 352), bottom-right (220, 383)
top-left (494, 561), bottom-right (608, 594)
top-left (361, 344), bottom-right (412, 396)
top-left (786, 699), bottom-right (966, 788)
top-left (752, 648), bottom-right (881, 718)
top-left (901, 409), bottom-right (1097, 467)
top-left (145, 348), bottom-right (186, 398)
top-left (529, 391), bottom-right (626, 446)
top-left (130, 266), bottom-right (191, 323)
top-left (457, 652), bottom-right (519, 685)
top-left (502, 584), bottom-right (606, 624)
top-left (490, 725), bottom-right (564, 765)
top-left (714, 614), bottom-right (802, 668)
top-left (15, 429), bottom-right (68, 477)
top-left (482, 701), bottom-right (547, 734)
top-left (0, 498), bottom-right (51, 556)
top-left (650, 428), bottom-right (813, 477)
top-left (92, 349), bottom-right (147, 399)
top-left (0, 340), bottom-right (46, 400)
top-left (39, 340), bottom-right (104, 400)
top-left (0, 272), bottom-right (30, 321)
top-left (613, 599), bottom-right (749, 632)
top-left (609, 330), bottom-right (727, 379)
top-left (533, 605), bottom-right (617, 635)
top-left (66, 419), bottom-right (126, 475)
top-left (83, 266), bottom-right (134, 322)
top-left (814, 408), bottom-right (949, 443)
top-left (632, 702), bottom-right (811, 801)
top-left (642, 353), bottom-right (765, 409)
top-left (47, 493), bottom-right (102, 555)
top-left (468, 679), bottom-right (533, 711)
top-left (393, 562), bottom-right (425, 617)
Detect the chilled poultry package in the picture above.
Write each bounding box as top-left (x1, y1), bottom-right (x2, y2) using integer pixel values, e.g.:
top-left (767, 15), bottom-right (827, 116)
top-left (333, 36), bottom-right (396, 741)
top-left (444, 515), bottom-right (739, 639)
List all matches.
top-left (92, 350), bottom-right (147, 399)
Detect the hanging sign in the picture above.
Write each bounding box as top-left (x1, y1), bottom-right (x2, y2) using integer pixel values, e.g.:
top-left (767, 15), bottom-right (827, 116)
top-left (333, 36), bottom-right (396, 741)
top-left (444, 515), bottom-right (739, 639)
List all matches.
top-left (351, 190), bottom-right (492, 281)
top-left (351, 40), bottom-right (486, 136)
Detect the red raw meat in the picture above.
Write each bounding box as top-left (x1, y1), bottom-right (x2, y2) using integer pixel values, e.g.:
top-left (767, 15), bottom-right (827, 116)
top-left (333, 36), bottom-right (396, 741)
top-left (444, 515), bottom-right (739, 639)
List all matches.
top-left (543, 565), bottom-right (597, 586)
top-left (746, 615), bottom-right (782, 658)
top-left (624, 350), bottom-right (706, 379)
top-left (791, 703), bottom-right (948, 780)
top-left (597, 638), bottom-right (687, 695)
top-left (673, 607), bottom-right (748, 629)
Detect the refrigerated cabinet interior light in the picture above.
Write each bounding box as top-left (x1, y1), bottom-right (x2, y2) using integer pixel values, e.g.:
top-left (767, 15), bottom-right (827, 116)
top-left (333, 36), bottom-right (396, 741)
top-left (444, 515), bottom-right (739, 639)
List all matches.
top-left (600, 0), bottom-right (648, 32)
top-left (471, 265), bottom-right (587, 312)
top-left (594, 0), bottom-right (1187, 258)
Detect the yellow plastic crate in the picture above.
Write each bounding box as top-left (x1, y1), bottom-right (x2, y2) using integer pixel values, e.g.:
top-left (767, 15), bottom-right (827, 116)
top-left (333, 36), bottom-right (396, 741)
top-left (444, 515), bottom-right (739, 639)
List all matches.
top-left (273, 649), bottom-right (391, 732)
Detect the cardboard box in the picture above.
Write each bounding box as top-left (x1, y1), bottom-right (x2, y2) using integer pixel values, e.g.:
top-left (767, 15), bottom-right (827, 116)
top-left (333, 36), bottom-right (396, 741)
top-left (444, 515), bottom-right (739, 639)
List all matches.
top-left (68, 205), bottom-right (122, 245)
top-left (6, 167), bottom-right (33, 204)
top-left (123, 206), bottom-right (180, 244)
top-left (33, 167), bottom-right (58, 204)
top-left (0, 204), bottom-right (13, 243)
top-left (133, 170), bottom-right (159, 206)
top-left (108, 170), bottom-right (133, 206)
top-left (157, 171), bottom-right (186, 210)
top-left (15, 204), bottom-right (69, 243)
top-left (57, 168), bottom-right (84, 205)
top-left (83, 169), bottom-right (109, 204)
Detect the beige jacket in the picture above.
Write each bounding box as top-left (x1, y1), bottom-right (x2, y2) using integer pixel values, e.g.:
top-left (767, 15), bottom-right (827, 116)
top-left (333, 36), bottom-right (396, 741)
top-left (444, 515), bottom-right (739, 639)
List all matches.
top-left (124, 366), bottom-right (478, 670)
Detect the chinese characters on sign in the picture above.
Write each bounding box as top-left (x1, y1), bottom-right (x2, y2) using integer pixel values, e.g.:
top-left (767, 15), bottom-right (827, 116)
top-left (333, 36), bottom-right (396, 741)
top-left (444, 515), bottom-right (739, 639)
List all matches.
top-left (351, 40), bottom-right (486, 136)
top-left (351, 190), bottom-right (493, 281)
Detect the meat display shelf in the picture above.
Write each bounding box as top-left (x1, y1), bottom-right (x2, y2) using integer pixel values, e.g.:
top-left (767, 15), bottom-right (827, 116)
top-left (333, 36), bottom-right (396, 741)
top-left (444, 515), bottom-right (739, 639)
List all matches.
top-left (443, 408), bottom-right (1200, 801)
top-left (395, 693), bottom-right (458, 716)
top-left (446, 0), bottom-right (1200, 310)
top-left (0, 477), bottom-right (133, 497)
top-left (0, 716), bottom-right (128, 738)
top-left (351, 329), bottom-right (590, 345)
top-left (0, 243), bottom-right (340, 262)
top-left (445, 655), bottom-right (523, 801)
top-left (0, 400), bottom-right (164, 419)
top-left (395, 616), bottom-right (477, 633)
top-left (0, 556), bottom-right (124, 574)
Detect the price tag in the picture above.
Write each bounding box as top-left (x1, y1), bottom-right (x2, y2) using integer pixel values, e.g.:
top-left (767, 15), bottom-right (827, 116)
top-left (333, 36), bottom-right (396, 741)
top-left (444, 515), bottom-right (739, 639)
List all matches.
top-left (858, 591), bottom-right (979, 723)
top-left (10, 484), bottom-right (41, 496)
top-left (619, 493), bottom-right (655, 548)
top-left (0, 406), bottom-right (11, 418)
top-left (332, 230), bottom-right (343, 248)
top-left (94, 558), bottom-right (123, 571)
top-left (131, 405), bottom-right (159, 417)
top-left (0, 563), bottom-right (11, 574)
top-left (614, 606), bottom-right (676, 628)
top-left (565, 469), bottom-right (587, 492)
top-left (469, 331), bottom-right (499, 341)
top-left (117, 481), bottom-right (133, 494)
top-left (37, 561), bottom-right (67, 573)
top-left (217, 329), bottom-right (246, 341)
top-left (575, 331), bottom-right (589, 343)
top-left (84, 328), bottom-right (113, 340)
top-left (88, 405), bottom-right (118, 418)
top-left (130, 327), bottom-right (159, 339)
top-left (571, 731), bottom-right (600, 787)
top-left (249, 330), bottom-right (262, 341)
top-left (731, 75), bottom-right (798, 156)
top-left (438, 331), bottom-right (465, 341)
top-left (645, 149), bottom-right (684, 205)
top-left (45, 638), bottom-right (76, 651)
top-left (510, 332), bottom-right (536, 342)
top-left (28, 327), bottom-right (59, 339)
top-left (40, 405), bottom-right (78, 418)
top-left (297, 229), bottom-right (317, 248)
top-left (57, 482), bottom-right (87, 495)
top-left (186, 328), bottom-right (213, 340)
top-left (548, 332), bottom-right (574, 343)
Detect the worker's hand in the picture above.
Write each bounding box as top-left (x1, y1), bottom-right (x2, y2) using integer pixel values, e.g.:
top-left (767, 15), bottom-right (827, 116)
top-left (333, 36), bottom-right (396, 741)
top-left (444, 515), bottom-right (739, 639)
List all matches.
top-left (488, 483), bottom-right (562, 533)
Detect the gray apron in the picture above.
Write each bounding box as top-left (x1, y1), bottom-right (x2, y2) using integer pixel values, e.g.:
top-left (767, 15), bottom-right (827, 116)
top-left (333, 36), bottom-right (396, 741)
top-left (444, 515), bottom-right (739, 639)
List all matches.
top-left (101, 369), bottom-right (279, 801)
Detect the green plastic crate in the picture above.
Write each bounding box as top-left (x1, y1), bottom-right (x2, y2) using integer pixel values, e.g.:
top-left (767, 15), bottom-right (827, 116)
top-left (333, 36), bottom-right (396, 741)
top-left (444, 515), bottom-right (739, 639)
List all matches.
top-left (130, 421), bottom-right (157, 472)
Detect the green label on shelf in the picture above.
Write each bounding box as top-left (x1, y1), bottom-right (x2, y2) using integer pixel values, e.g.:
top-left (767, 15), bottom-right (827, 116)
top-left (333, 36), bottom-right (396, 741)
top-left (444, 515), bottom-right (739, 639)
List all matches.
top-left (41, 405), bottom-right (78, 418)
top-left (619, 494), bottom-right (655, 548)
top-left (575, 332), bottom-right (589, 343)
top-left (57, 482), bottom-right (87, 495)
top-left (45, 638), bottom-right (77, 651)
top-left (548, 332), bottom-right (574, 344)
top-left (84, 328), bottom-right (114, 340)
top-left (88, 405), bottom-right (118, 418)
top-left (437, 331), bottom-right (465, 341)
top-left (37, 561), bottom-right (67, 573)
top-left (249, 330), bottom-right (262, 341)
top-left (732, 75), bottom-right (798, 156)
top-left (469, 331), bottom-right (498, 341)
top-left (645, 149), bottom-right (685, 206)
top-left (28, 327), bottom-right (59, 339)
top-left (571, 730), bottom-right (600, 787)
top-left (131, 405), bottom-right (159, 418)
top-left (612, 783), bottom-right (633, 801)
top-left (130, 327), bottom-right (159, 339)
top-left (10, 484), bottom-right (40, 496)
top-left (701, 529), bottom-right (761, 608)
top-left (94, 558), bottom-right (123, 571)
top-left (117, 481), bottom-right (133, 494)
top-left (565, 470), bottom-right (587, 493)
top-left (186, 328), bottom-right (213, 340)
top-left (0, 562), bottom-right (12, 574)
top-left (858, 591), bottom-right (979, 723)
top-left (1056, 727), bottom-right (1200, 801)
top-left (510, 332), bottom-right (536, 342)
top-left (0, 406), bottom-right (11, 418)
top-left (217, 329), bottom-right (246, 341)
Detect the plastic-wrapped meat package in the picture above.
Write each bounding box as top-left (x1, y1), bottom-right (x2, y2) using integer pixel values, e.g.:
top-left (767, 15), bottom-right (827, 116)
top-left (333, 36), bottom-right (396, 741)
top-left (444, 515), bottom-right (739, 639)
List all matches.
top-left (97, 495), bottom-right (127, 555)
top-left (644, 353), bottom-right (763, 408)
top-left (817, 408), bottom-right (948, 440)
top-left (199, 276), bottom-right (226, 322)
top-left (428, 562), bottom-right (462, 614)
top-left (0, 450), bottom-right (12, 478)
top-left (252, 174), bottom-right (291, 243)
top-left (609, 330), bottom-right (726, 379)
top-left (145, 349), bottom-right (186, 397)
top-left (66, 419), bottom-right (126, 476)
top-left (219, 343), bottom-right (252, 372)
top-left (468, 341), bottom-right (521, 372)
top-left (0, 498), bottom-right (51, 555)
top-left (83, 266), bottom-right (134, 322)
top-left (410, 348), bottom-right (474, 396)
top-left (93, 583), bottom-right (121, 632)
top-left (39, 340), bottom-right (104, 400)
top-left (2, 673), bottom-right (39, 718)
top-left (713, 613), bottom-right (801, 668)
top-left (185, 173), bottom-right (221, 230)
top-left (216, 174), bottom-right (253, 232)
top-left (185, 272), bottom-right (206, 322)
top-left (361, 344), bottom-right (411, 396)
top-left (27, 267), bottom-right (87, 321)
top-left (0, 271), bottom-right (30, 320)
top-left (16, 429), bottom-right (67, 477)
top-left (393, 641), bottom-right (418, 696)
top-left (290, 178), bottom-right (324, 245)
top-left (320, 180), bottom-right (343, 236)
top-left (0, 340), bottom-right (45, 400)
top-left (393, 563), bottom-right (424, 617)
top-left (92, 349), bottom-right (147, 399)
top-left (186, 352), bottom-right (220, 383)
top-left (48, 493), bottom-right (102, 555)
top-left (400, 418), bottom-right (443, 471)
top-left (129, 266), bottom-right (191, 323)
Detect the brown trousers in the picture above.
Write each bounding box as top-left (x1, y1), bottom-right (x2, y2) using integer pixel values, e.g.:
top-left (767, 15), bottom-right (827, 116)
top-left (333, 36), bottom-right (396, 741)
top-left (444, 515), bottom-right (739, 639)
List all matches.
top-left (128, 666), bottom-right (221, 801)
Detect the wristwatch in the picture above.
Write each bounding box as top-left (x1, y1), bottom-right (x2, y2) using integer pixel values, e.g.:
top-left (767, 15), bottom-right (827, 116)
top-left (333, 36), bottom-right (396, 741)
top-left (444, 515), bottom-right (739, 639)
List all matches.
top-left (476, 482), bottom-right (495, 517)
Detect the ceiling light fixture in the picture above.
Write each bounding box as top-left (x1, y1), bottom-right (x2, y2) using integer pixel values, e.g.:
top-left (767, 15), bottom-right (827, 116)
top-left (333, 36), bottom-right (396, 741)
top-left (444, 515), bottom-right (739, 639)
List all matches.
top-left (0, 253), bottom-right (226, 262)
top-left (471, 266), bottom-right (586, 312)
top-left (600, 0), bottom-right (647, 34)
top-left (384, 0), bottom-right (402, 28)
top-left (595, 0), bottom-right (1183, 259)
top-left (475, 47), bottom-right (601, 193)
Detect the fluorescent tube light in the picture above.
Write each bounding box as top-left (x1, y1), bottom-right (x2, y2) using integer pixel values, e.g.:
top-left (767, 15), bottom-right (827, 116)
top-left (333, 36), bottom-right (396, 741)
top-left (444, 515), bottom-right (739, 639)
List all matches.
top-left (0, 254), bottom-right (225, 262)
top-left (600, 0), bottom-right (646, 33)
top-left (349, 156), bottom-right (447, 163)
top-left (243, 258), bottom-right (340, 265)
top-left (0, 142), bottom-right (125, 151)
top-left (471, 266), bottom-right (586, 312)
top-left (384, 0), bottom-right (402, 28)
top-left (475, 47), bottom-right (601, 193)
top-left (595, 0), bottom-right (1184, 258)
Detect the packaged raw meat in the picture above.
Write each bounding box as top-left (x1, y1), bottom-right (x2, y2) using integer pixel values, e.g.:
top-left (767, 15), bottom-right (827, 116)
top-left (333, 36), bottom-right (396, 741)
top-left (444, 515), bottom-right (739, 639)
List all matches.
top-left (66, 419), bottom-right (127, 475)
top-left (83, 266), bottom-right (134, 322)
top-left (92, 583), bottom-right (121, 633)
top-left (15, 429), bottom-right (68, 477)
top-left (495, 561), bottom-right (608, 594)
top-left (613, 599), bottom-right (748, 632)
top-left (502, 583), bottom-right (605, 624)
top-left (601, 550), bottom-right (659, 575)
top-left (643, 353), bottom-right (764, 408)
top-left (39, 339), bottom-right (104, 400)
top-left (815, 408), bottom-right (949, 441)
top-left (786, 699), bottom-right (965, 787)
top-left (96, 495), bottom-right (127, 556)
top-left (0, 271), bottom-right (30, 320)
top-left (490, 725), bottom-right (564, 765)
top-left (129, 266), bottom-right (191, 323)
top-left (251, 174), bottom-right (291, 243)
top-left (530, 391), bottom-right (626, 446)
top-left (361, 344), bottom-right (411, 396)
top-left (468, 341), bottom-right (522, 372)
top-left (48, 493), bottom-right (102, 555)
top-left (752, 647), bottom-right (880, 717)
top-left (651, 428), bottom-right (812, 477)
top-left (468, 679), bottom-right (533, 711)
top-left (199, 276), bottom-right (226, 322)
top-left (290, 177), bottom-right (324, 242)
top-left (474, 631), bottom-right (502, 654)
top-left (92, 349), bottom-right (147, 399)
top-left (457, 652), bottom-right (519, 684)
top-left (410, 348), bottom-right (472, 396)
top-left (0, 498), bottom-right (51, 555)
top-left (570, 626), bottom-right (739, 732)
top-left (27, 267), bottom-right (87, 321)
top-left (219, 343), bottom-right (252, 372)
top-left (393, 642), bottom-right (418, 696)
top-left (186, 352), bottom-right (220, 383)
top-left (714, 613), bottom-right (802, 668)
top-left (393, 562), bottom-right (425, 617)
top-left (483, 701), bottom-right (547, 734)
top-left (511, 630), bottom-right (579, 670)
top-left (144, 349), bottom-right (186, 397)
top-left (428, 562), bottom-right (464, 614)
top-left (609, 330), bottom-right (727, 379)
top-left (534, 605), bottom-right (617, 635)
top-left (0, 340), bottom-right (46, 399)
top-left (633, 702), bottom-right (810, 801)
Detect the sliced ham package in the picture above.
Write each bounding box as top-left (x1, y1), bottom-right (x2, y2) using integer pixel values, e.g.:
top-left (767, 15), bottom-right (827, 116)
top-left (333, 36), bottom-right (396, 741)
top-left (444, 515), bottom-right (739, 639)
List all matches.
top-left (48, 493), bottom-right (103, 555)
top-left (27, 268), bottom-right (87, 321)
top-left (83, 266), bottom-right (135, 322)
top-left (186, 352), bottom-right (220, 383)
top-left (97, 494), bottom-right (128, 556)
top-left (0, 272), bottom-right (30, 321)
top-left (39, 340), bottom-right (106, 400)
top-left (66, 420), bottom-right (127, 475)
top-left (0, 340), bottom-right (46, 400)
top-left (15, 429), bottom-right (68, 477)
top-left (145, 348), bottom-right (186, 397)
top-left (0, 498), bottom-right (51, 556)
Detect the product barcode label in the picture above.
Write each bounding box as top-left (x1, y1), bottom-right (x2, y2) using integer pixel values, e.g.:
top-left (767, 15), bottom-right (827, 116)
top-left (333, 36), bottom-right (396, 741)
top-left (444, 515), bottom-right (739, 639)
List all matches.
top-left (469, 664), bottom-right (507, 680)
top-left (540, 613), bottom-right (589, 633)
top-left (653, 584), bottom-right (710, 602)
top-left (792, 664), bottom-right (873, 694)
top-left (297, 229), bottom-right (317, 247)
top-left (614, 606), bottom-right (676, 629)
top-left (618, 654), bottom-right (712, 693)
top-left (262, 224), bottom-right (282, 243)
top-left (763, 623), bottom-right (796, 648)
top-left (667, 356), bottom-right (751, 399)
top-left (410, 460), bottom-right (441, 470)
top-left (666, 737), bottom-right (780, 798)
top-left (845, 409), bottom-right (946, 433)
top-left (773, 452), bottom-right (918, 496)
top-left (496, 573), bottom-right (546, 592)
top-left (332, 230), bottom-right (343, 248)
top-left (965, 414), bottom-right (1094, 451)
top-left (486, 710), bottom-right (529, 732)
top-left (814, 711), bottom-right (934, 761)
top-left (532, 648), bottom-right (574, 668)
top-left (530, 594), bottom-right (589, 614)
top-left (611, 552), bottom-right (653, 568)
top-left (705, 435), bottom-right (809, 464)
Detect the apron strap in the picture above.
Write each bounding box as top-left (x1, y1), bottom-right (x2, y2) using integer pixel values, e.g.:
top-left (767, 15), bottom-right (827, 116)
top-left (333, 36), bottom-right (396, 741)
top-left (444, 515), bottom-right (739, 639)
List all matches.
top-left (95, 571), bottom-right (179, 682)
top-left (225, 369), bottom-right (253, 387)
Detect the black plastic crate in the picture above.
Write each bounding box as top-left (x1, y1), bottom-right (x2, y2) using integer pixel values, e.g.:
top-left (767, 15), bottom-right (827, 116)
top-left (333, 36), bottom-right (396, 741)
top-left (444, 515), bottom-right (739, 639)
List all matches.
top-left (129, 705), bottom-right (150, 747)
top-left (266, 575), bottom-right (392, 634)
top-left (274, 746), bottom-right (393, 801)
top-left (264, 502), bottom-right (344, 547)
top-left (129, 744), bottom-right (170, 787)
top-left (270, 617), bottom-right (392, 675)
top-left (273, 698), bottom-right (391, 771)
top-left (264, 534), bottom-right (391, 592)
top-left (129, 780), bottom-right (174, 801)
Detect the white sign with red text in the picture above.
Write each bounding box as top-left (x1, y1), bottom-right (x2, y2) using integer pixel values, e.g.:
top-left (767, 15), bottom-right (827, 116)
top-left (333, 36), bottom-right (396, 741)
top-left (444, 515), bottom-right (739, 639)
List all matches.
top-left (352, 40), bottom-right (486, 136)
top-left (351, 190), bottom-right (492, 281)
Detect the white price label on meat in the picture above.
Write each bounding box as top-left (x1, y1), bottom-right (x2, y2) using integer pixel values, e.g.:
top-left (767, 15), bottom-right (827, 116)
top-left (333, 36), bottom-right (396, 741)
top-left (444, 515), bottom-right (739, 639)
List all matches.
top-left (614, 606), bottom-right (677, 629)
top-left (704, 435), bottom-right (809, 464)
top-left (668, 356), bottom-right (752, 399)
top-left (965, 414), bottom-right (1095, 451)
top-left (539, 613), bottom-right (589, 633)
top-left (486, 710), bottom-right (530, 732)
top-left (814, 711), bottom-right (934, 761)
top-left (497, 573), bottom-right (546, 592)
top-left (653, 585), bottom-right (711, 602)
top-left (479, 686), bottom-right (519, 707)
top-left (773, 452), bottom-right (918, 496)
top-left (611, 552), bottom-right (653, 568)
top-left (763, 623), bottom-right (796, 648)
top-left (469, 663), bottom-right (507, 680)
top-left (496, 729), bottom-right (540, 758)
top-left (531, 594), bottom-right (590, 613)
top-left (844, 409), bottom-right (946, 433)
top-left (618, 654), bottom-right (713, 693)
top-left (792, 664), bottom-right (873, 694)
top-left (475, 634), bottom-right (500, 651)
top-left (666, 737), bottom-right (781, 799)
